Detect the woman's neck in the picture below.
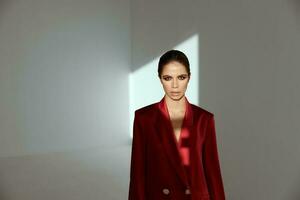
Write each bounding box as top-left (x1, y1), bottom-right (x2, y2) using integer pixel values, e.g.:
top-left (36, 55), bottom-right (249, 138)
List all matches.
top-left (164, 94), bottom-right (186, 112)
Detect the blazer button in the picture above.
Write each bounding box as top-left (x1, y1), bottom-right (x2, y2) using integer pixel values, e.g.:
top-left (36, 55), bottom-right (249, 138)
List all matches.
top-left (185, 188), bottom-right (191, 195)
top-left (162, 188), bottom-right (170, 195)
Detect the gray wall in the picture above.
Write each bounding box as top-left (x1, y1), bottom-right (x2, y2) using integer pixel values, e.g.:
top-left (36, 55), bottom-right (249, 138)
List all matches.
top-left (0, 0), bottom-right (131, 199)
top-left (0, 0), bottom-right (130, 157)
top-left (132, 0), bottom-right (300, 200)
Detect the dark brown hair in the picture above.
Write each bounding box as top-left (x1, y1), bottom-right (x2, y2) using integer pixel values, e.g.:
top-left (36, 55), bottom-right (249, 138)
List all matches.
top-left (158, 50), bottom-right (191, 78)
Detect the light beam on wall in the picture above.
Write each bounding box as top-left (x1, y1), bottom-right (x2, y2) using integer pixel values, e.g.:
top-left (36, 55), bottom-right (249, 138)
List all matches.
top-left (129, 34), bottom-right (199, 138)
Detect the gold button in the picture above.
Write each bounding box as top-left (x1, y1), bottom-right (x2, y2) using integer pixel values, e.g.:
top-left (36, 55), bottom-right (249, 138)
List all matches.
top-left (162, 188), bottom-right (170, 195)
top-left (185, 188), bottom-right (191, 195)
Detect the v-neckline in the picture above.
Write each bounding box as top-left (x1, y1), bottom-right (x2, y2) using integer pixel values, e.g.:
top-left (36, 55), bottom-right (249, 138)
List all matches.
top-left (163, 98), bottom-right (188, 148)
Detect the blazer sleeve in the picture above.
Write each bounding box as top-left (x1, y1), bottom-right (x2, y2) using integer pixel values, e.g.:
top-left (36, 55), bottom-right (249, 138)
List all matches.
top-left (128, 111), bottom-right (146, 200)
top-left (203, 114), bottom-right (226, 200)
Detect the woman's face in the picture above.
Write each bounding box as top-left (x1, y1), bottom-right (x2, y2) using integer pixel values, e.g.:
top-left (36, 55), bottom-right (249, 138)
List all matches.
top-left (160, 61), bottom-right (190, 101)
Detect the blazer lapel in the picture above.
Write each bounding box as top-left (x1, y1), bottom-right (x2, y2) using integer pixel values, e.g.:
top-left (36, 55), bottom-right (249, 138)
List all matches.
top-left (154, 95), bottom-right (195, 186)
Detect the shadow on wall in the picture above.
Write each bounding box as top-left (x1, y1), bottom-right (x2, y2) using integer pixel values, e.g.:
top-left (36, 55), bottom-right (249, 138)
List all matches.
top-left (288, 0), bottom-right (300, 27)
top-left (286, 175), bottom-right (300, 200)
top-left (279, 170), bottom-right (300, 200)
top-left (0, 188), bottom-right (8, 200)
top-left (0, 0), bottom-right (11, 18)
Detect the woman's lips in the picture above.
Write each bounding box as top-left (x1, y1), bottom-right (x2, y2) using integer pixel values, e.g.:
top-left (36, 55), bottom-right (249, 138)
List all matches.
top-left (171, 92), bottom-right (180, 95)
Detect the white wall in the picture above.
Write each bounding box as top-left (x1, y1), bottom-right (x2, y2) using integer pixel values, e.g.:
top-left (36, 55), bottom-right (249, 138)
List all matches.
top-left (132, 0), bottom-right (300, 199)
top-left (0, 0), bottom-right (131, 199)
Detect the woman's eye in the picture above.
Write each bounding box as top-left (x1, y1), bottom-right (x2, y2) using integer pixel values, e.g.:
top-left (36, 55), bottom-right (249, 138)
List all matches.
top-left (178, 76), bottom-right (186, 80)
top-left (164, 77), bottom-right (171, 81)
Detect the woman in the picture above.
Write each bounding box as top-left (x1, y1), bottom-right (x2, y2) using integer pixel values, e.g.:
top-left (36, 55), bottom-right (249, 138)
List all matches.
top-left (128, 50), bottom-right (226, 200)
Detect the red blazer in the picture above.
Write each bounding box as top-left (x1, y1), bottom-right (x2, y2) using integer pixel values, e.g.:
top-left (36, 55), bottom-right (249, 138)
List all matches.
top-left (128, 96), bottom-right (226, 200)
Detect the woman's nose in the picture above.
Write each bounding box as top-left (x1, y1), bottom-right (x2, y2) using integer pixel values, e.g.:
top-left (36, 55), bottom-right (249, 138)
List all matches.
top-left (172, 80), bottom-right (178, 88)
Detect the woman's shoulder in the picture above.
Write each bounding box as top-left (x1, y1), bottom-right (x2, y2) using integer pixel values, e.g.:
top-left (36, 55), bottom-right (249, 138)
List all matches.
top-left (134, 102), bottom-right (158, 116)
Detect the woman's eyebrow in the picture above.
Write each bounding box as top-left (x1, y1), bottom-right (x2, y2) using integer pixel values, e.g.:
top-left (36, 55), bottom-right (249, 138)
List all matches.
top-left (162, 74), bottom-right (188, 77)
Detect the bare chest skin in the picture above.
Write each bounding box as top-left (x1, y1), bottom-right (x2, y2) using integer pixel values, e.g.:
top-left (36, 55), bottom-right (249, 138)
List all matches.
top-left (169, 110), bottom-right (185, 143)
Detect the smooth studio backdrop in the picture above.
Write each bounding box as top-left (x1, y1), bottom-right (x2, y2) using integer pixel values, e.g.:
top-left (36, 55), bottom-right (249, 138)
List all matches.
top-left (1, 0), bottom-right (300, 199)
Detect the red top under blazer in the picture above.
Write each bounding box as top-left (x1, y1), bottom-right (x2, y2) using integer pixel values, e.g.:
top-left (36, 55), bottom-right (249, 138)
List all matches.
top-left (128, 95), bottom-right (226, 200)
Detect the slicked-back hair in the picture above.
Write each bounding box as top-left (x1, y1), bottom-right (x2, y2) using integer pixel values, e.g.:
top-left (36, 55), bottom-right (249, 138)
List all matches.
top-left (158, 50), bottom-right (191, 79)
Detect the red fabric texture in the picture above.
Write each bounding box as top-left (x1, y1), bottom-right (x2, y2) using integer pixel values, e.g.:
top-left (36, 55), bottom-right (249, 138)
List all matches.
top-left (128, 95), bottom-right (226, 200)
